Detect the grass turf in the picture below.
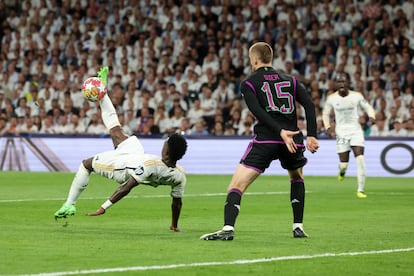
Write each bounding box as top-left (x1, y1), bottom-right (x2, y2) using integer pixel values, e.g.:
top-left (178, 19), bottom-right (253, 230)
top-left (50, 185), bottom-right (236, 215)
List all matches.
top-left (0, 172), bottom-right (413, 275)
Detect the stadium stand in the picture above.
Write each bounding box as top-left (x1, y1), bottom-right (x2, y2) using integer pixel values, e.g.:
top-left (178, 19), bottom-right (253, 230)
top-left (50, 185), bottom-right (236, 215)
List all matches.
top-left (0, 0), bottom-right (413, 138)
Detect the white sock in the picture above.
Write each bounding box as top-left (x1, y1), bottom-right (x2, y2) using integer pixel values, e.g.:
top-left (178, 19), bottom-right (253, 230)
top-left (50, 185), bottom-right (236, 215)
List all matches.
top-left (100, 93), bottom-right (120, 130)
top-left (293, 223), bottom-right (303, 231)
top-left (65, 163), bottom-right (91, 205)
top-left (339, 162), bottom-right (348, 174)
top-left (222, 225), bottom-right (234, 231)
top-left (356, 155), bottom-right (366, 192)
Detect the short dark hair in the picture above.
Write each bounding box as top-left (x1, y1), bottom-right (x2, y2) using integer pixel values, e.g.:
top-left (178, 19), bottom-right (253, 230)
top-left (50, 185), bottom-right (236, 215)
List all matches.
top-left (167, 133), bottom-right (188, 162)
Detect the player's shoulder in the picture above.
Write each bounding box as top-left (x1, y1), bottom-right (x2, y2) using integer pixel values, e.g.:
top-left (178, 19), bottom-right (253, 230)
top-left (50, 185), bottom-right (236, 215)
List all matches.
top-left (326, 91), bottom-right (339, 100)
top-left (142, 157), bottom-right (164, 167)
top-left (348, 90), bottom-right (364, 97)
top-left (274, 70), bottom-right (288, 78)
top-left (175, 164), bottom-right (186, 174)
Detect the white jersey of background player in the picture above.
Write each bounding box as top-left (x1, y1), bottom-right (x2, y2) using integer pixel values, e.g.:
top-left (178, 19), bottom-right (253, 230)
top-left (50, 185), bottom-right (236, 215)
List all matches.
top-left (322, 72), bottom-right (375, 198)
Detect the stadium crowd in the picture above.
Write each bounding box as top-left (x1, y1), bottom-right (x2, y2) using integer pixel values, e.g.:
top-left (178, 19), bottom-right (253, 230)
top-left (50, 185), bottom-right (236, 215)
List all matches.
top-left (0, 0), bottom-right (414, 138)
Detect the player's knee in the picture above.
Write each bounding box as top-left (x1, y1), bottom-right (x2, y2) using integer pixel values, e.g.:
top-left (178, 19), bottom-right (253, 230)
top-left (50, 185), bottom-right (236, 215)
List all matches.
top-left (110, 126), bottom-right (128, 147)
top-left (356, 155), bottom-right (365, 163)
top-left (82, 158), bottom-right (93, 171)
top-left (288, 169), bottom-right (303, 181)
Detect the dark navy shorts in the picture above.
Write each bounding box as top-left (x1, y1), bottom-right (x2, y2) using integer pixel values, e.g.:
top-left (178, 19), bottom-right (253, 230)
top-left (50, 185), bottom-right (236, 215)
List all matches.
top-left (240, 137), bottom-right (307, 173)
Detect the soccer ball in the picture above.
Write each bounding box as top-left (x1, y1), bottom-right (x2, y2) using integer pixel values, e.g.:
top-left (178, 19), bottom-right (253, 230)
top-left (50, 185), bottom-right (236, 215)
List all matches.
top-left (82, 77), bottom-right (107, 102)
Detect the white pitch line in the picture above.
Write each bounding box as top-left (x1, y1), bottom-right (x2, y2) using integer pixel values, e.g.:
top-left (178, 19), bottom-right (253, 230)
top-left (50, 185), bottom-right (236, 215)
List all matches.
top-left (17, 247), bottom-right (414, 276)
top-left (0, 191), bottom-right (291, 203)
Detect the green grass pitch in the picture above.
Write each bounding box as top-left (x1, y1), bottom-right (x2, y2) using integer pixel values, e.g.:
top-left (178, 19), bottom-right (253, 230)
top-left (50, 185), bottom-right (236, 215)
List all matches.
top-left (0, 172), bottom-right (413, 275)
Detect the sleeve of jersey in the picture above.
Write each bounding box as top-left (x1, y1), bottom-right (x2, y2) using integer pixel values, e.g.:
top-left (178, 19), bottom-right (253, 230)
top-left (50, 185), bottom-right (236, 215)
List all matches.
top-left (321, 100), bottom-right (332, 129)
top-left (240, 81), bottom-right (282, 135)
top-left (359, 95), bottom-right (376, 119)
top-left (129, 164), bottom-right (153, 185)
top-left (295, 81), bottom-right (317, 137)
top-left (171, 174), bottom-right (186, 198)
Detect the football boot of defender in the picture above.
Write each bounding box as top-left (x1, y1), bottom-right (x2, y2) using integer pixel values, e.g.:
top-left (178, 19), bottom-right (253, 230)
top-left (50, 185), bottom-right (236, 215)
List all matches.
top-left (293, 227), bottom-right (309, 238)
top-left (54, 204), bottom-right (76, 219)
top-left (97, 66), bottom-right (109, 86)
top-left (200, 229), bottom-right (234, 241)
top-left (338, 171), bottom-right (345, 181)
top-left (357, 192), bottom-right (367, 198)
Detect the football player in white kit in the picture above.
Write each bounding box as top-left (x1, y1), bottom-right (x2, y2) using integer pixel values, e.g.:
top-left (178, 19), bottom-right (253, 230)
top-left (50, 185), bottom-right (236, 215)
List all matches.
top-left (322, 72), bottom-right (375, 198)
top-left (55, 67), bottom-right (188, 232)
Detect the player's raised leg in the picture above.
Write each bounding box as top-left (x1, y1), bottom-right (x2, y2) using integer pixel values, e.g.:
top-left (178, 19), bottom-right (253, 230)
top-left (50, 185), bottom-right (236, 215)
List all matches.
top-left (97, 66), bottom-right (128, 149)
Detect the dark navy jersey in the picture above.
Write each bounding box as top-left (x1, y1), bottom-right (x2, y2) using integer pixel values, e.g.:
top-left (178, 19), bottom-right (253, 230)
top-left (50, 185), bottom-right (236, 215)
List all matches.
top-left (240, 66), bottom-right (317, 141)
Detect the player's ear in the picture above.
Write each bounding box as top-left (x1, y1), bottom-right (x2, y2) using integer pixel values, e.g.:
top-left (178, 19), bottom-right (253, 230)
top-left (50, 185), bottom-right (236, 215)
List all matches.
top-left (162, 141), bottom-right (169, 156)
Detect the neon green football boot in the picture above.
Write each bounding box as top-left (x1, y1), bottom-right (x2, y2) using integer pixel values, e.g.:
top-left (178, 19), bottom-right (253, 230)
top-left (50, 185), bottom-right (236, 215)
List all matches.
top-left (356, 192), bottom-right (367, 199)
top-left (338, 172), bottom-right (345, 181)
top-left (54, 204), bottom-right (76, 219)
top-left (97, 66), bottom-right (109, 86)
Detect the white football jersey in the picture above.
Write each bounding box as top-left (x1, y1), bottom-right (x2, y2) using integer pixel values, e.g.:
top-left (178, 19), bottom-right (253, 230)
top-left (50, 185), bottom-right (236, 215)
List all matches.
top-left (322, 90), bottom-right (375, 135)
top-left (92, 136), bottom-right (186, 198)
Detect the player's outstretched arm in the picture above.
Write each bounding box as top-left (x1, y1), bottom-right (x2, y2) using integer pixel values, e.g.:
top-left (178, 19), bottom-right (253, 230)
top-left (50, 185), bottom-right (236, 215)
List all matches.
top-left (170, 197), bottom-right (182, 232)
top-left (86, 177), bottom-right (139, 216)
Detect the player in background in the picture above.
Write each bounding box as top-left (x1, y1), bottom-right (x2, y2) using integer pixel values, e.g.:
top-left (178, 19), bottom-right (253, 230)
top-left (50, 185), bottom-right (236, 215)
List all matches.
top-left (54, 67), bottom-right (188, 232)
top-left (200, 42), bottom-right (319, 241)
top-left (322, 72), bottom-right (375, 198)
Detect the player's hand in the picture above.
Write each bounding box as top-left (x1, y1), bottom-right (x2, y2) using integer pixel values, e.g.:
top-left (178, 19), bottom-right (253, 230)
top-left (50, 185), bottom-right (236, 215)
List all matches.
top-left (326, 127), bottom-right (335, 138)
top-left (86, 207), bottom-right (106, 216)
top-left (280, 129), bottom-right (300, 153)
top-left (306, 136), bottom-right (319, 154)
top-left (170, 225), bottom-right (182, 232)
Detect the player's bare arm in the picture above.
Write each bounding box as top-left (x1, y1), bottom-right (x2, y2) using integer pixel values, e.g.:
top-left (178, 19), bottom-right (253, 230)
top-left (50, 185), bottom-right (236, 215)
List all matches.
top-left (86, 177), bottom-right (139, 216)
top-left (170, 197), bottom-right (182, 232)
top-left (326, 127), bottom-right (335, 138)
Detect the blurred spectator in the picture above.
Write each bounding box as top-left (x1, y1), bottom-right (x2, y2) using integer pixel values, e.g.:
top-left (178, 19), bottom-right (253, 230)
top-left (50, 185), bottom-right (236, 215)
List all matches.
top-left (388, 120), bottom-right (408, 136)
top-left (86, 113), bottom-right (107, 135)
top-left (178, 117), bottom-right (192, 136)
top-left (0, 116), bottom-right (7, 135)
top-left (4, 116), bottom-right (19, 136)
top-left (139, 115), bottom-right (160, 136)
top-left (239, 120), bottom-right (253, 136)
top-left (370, 119), bottom-right (390, 137)
top-left (405, 118), bottom-right (414, 137)
top-left (186, 99), bottom-right (204, 125)
top-left (165, 105), bottom-right (185, 135)
top-left (134, 106), bottom-right (153, 135)
top-left (223, 122), bottom-right (236, 136)
top-left (191, 119), bottom-right (209, 136)
top-left (54, 114), bottom-right (73, 134)
top-left (211, 121), bottom-right (224, 136)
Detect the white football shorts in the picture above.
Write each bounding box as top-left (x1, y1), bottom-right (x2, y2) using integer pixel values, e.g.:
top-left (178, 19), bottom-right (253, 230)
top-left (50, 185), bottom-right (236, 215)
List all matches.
top-left (92, 136), bottom-right (145, 183)
top-left (335, 128), bottom-right (365, 153)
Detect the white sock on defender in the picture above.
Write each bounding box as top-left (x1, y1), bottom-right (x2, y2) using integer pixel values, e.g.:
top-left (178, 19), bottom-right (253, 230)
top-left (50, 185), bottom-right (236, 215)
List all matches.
top-left (339, 162), bottom-right (348, 174)
top-left (65, 163), bottom-right (90, 205)
top-left (293, 223), bottom-right (303, 231)
top-left (356, 155), bottom-right (366, 192)
top-left (100, 93), bottom-right (120, 130)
